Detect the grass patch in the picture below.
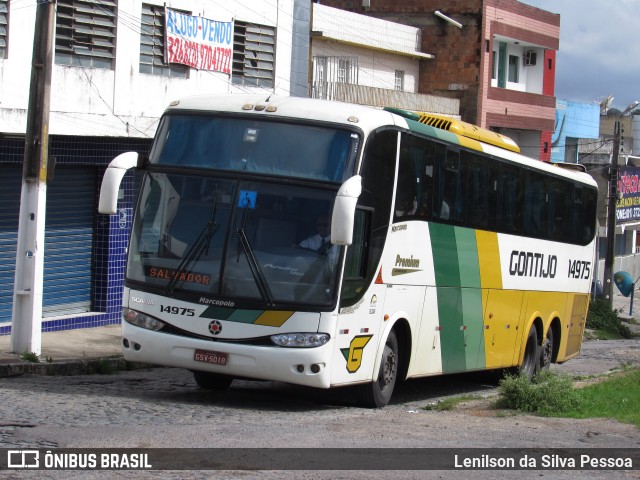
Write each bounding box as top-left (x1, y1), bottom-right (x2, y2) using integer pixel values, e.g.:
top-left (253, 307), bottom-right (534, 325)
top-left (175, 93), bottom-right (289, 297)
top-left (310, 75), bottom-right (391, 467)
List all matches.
top-left (423, 394), bottom-right (482, 411)
top-left (497, 370), bottom-right (579, 415)
top-left (586, 299), bottom-right (633, 339)
top-left (497, 368), bottom-right (640, 428)
top-left (20, 352), bottom-right (40, 363)
top-left (563, 368), bottom-right (640, 428)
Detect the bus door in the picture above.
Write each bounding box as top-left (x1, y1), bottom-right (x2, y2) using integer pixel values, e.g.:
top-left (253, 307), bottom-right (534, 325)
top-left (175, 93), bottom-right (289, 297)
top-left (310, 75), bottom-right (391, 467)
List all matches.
top-left (483, 289), bottom-right (525, 368)
top-left (408, 286), bottom-right (442, 376)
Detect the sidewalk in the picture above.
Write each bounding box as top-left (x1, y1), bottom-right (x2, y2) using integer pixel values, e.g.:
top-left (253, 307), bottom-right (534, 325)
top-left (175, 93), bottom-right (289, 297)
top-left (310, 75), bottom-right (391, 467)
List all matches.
top-left (0, 324), bottom-right (134, 377)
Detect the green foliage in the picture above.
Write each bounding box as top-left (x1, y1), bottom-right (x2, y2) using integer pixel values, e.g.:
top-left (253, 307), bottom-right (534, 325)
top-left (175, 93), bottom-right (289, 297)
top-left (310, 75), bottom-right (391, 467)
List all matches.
top-left (572, 368), bottom-right (640, 428)
top-left (586, 299), bottom-right (633, 338)
top-left (497, 370), bottom-right (580, 415)
top-left (20, 351), bottom-right (40, 363)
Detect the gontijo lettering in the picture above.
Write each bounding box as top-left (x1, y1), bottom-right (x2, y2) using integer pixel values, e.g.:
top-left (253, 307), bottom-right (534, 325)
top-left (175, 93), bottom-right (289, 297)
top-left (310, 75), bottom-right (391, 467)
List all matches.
top-left (509, 250), bottom-right (557, 278)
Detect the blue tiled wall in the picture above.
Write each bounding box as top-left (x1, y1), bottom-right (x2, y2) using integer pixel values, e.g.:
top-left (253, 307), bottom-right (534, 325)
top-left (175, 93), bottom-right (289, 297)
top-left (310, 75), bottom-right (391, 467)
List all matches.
top-left (0, 136), bottom-right (151, 335)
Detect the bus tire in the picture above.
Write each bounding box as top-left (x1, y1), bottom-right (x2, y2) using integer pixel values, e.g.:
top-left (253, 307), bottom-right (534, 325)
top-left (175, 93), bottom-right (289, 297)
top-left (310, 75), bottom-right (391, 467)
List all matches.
top-left (539, 327), bottom-right (554, 371)
top-left (519, 326), bottom-right (539, 380)
top-left (192, 371), bottom-right (233, 391)
top-left (357, 330), bottom-right (398, 408)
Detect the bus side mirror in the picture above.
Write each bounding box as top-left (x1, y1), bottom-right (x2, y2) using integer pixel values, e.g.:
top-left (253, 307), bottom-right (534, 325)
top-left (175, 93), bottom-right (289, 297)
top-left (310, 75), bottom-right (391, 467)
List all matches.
top-left (331, 175), bottom-right (362, 246)
top-left (98, 152), bottom-right (139, 214)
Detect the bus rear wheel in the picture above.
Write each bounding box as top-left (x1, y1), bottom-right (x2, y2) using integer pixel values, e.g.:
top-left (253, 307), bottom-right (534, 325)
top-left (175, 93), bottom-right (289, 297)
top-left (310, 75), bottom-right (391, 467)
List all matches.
top-left (519, 326), bottom-right (539, 380)
top-left (357, 330), bottom-right (398, 408)
top-left (192, 371), bottom-right (233, 391)
top-left (539, 327), bottom-right (554, 371)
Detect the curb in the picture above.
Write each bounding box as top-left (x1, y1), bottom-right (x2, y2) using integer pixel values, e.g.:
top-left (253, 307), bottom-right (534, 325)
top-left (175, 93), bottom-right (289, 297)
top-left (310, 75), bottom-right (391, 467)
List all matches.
top-left (0, 357), bottom-right (153, 378)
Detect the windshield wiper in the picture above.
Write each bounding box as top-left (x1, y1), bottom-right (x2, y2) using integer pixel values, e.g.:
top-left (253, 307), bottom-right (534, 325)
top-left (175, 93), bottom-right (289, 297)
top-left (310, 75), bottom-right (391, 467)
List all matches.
top-left (235, 208), bottom-right (274, 306)
top-left (165, 194), bottom-right (219, 295)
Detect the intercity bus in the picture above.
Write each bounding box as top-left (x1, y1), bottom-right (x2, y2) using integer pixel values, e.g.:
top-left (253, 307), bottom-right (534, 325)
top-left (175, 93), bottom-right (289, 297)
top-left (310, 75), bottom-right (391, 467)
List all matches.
top-left (99, 94), bottom-right (597, 407)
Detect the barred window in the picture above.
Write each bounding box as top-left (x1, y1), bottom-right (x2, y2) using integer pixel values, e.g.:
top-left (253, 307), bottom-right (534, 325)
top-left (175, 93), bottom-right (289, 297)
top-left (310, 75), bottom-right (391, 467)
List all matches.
top-left (140, 4), bottom-right (188, 78)
top-left (232, 21), bottom-right (275, 88)
top-left (394, 70), bottom-right (404, 91)
top-left (0, 0), bottom-right (7, 59)
top-left (55, 0), bottom-right (116, 69)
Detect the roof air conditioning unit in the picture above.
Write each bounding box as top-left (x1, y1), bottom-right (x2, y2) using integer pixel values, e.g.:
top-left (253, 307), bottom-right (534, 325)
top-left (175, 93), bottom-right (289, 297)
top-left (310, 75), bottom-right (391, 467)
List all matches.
top-left (524, 50), bottom-right (537, 66)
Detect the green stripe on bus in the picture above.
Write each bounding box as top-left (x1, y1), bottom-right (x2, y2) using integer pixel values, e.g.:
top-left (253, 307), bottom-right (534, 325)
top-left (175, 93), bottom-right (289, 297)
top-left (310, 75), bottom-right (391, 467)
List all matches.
top-left (430, 223), bottom-right (461, 287)
top-left (431, 224), bottom-right (486, 372)
top-left (461, 287), bottom-right (485, 370)
top-left (228, 310), bottom-right (265, 324)
top-left (201, 307), bottom-right (263, 324)
top-left (454, 227), bottom-right (481, 289)
top-left (437, 287), bottom-right (466, 372)
top-left (201, 307), bottom-right (235, 320)
top-left (405, 119), bottom-right (461, 146)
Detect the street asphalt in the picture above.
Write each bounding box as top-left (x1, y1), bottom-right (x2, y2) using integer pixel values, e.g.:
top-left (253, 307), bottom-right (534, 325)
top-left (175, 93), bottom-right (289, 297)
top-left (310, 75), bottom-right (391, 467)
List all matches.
top-left (0, 292), bottom-right (638, 378)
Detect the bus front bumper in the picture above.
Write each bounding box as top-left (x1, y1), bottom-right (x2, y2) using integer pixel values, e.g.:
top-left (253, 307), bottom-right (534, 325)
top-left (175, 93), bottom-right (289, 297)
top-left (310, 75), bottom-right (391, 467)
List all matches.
top-left (121, 321), bottom-right (333, 389)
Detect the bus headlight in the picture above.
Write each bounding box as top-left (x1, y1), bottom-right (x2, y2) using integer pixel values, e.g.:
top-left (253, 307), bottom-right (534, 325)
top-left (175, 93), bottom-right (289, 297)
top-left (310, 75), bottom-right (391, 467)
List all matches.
top-left (271, 333), bottom-right (330, 348)
top-left (123, 307), bottom-right (165, 331)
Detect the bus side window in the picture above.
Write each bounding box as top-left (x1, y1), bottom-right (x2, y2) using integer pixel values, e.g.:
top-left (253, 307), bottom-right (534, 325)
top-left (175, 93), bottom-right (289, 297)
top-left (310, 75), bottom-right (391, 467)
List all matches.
top-left (394, 134), bottom-right (434, 221)
top-left (572, 186), bottom-right (597, 245)
top-left (433, 146), bottom-right (465, 224)
top-left (340, 129), bottom-right (396, 307)
top-left (496, 163), bottom-right (522, 234)
top-left (467, 152), bottom-right (496, 230)
top-left (547, 179), bottom-right (570, 242)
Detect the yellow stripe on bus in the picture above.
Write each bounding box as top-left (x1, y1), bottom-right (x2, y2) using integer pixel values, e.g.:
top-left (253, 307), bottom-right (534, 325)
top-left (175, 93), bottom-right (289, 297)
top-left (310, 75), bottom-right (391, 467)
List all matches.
top-left (253, 311), bottom-right (294, 327)
top-left (455, 135), bottom-right (484, 153)
top-left (475, 230), bottom-right (502, 289)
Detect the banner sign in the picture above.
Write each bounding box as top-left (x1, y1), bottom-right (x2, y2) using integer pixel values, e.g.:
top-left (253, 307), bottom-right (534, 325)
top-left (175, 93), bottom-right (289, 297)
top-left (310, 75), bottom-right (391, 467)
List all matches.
top-left (616, 166), bottom-right (640, 223)
top-left (164, 8), bottom-right (233, 73)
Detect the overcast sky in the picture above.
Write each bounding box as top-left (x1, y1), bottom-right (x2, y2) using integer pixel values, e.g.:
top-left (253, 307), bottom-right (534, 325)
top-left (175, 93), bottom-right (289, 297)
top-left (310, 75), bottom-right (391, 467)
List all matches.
top-left (521, 0), bottom-right (640, 111)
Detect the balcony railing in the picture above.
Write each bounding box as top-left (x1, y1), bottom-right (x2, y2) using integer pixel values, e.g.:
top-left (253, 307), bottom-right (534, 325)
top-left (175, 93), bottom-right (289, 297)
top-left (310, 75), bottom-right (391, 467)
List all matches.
top-left (311, 82), bottom-right (459, 116)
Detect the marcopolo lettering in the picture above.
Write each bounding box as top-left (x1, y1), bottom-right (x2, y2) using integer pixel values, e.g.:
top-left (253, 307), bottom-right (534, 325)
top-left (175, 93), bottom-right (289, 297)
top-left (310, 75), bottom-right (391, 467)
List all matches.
top-left (508, 250), bottom-right (557, 278)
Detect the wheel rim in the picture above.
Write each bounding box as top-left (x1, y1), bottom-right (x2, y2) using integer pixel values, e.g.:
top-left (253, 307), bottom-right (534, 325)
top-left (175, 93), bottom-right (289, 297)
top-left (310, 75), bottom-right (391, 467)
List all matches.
top-left (381, 345), bottom-right (397, 388)
top-left (540, 331), bottom-right (553, 369)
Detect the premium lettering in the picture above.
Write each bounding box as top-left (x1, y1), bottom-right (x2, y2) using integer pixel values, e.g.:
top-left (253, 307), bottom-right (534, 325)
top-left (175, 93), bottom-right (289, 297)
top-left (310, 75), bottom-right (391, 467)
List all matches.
top-left (395, 254), bottom-right (420, 268)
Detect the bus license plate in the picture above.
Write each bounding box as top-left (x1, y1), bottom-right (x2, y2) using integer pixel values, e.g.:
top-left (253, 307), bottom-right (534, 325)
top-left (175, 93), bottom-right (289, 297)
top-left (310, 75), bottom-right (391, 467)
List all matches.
top-left (194, 349), bottom-right (228, 366)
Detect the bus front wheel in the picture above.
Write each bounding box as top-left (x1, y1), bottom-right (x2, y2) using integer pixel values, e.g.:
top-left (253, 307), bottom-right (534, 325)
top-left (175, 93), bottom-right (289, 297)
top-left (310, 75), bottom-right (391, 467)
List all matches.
top-left (192, 371), bottom-right (233, 391)
top-left (357, 330), bottom-right (398, 408)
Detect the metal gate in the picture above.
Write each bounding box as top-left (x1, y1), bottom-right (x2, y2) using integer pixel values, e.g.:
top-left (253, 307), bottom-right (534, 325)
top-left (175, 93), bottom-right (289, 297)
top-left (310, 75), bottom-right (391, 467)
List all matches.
top-left (0, 165), bottom-right (21, 325)
top-left (43, 167), bottom-right (97, 317)
top-left (0, 166), bottom-right (97, 323)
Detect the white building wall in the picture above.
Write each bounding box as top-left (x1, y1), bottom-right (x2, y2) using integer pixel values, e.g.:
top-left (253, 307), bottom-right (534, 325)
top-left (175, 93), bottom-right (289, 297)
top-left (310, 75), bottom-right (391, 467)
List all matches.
top-left (0, 0), bottom-right (295, 138)
top-left (312, 42), bottom-right (418, 93)
top-left (312, 4), bottom-right (422, 56)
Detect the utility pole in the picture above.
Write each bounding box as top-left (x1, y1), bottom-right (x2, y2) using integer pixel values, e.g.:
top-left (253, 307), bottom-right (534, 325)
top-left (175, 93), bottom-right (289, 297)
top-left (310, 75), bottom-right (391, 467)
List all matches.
top-left (603, 120), bottom-right (621, 306)
top-left (11, 0), bottom-right (56, 355)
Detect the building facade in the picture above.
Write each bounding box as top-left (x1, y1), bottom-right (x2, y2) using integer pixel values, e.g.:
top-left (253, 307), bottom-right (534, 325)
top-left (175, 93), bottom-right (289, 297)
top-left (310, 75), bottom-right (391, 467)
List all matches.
top-left (0, 0), bottom-right (303, 335)
top-left (0, 0), bottom-right (460, 337)
top-left (310, 3), bottom-right (459, 115)
top-left (319, 0), bottom-right (559, 161)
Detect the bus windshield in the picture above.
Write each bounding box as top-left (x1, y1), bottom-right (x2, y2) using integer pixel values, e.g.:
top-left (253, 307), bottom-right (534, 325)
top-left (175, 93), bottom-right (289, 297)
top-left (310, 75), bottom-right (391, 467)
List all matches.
top-left (149, 114), bottom-right (359, 183)
top-left (127, 173), bottom-right (341, 308)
